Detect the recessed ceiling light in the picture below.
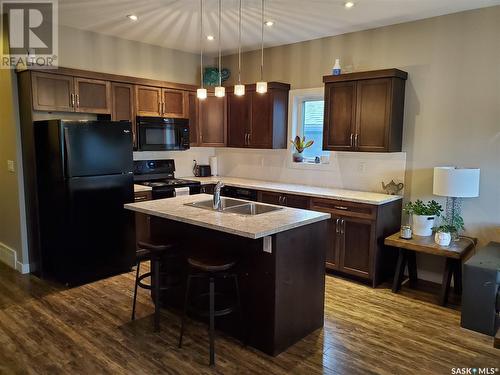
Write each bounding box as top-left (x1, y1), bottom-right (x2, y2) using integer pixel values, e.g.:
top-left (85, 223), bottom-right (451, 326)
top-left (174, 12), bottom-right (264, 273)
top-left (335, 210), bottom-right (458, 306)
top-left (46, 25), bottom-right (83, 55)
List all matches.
top-left (344, 1), bottom-right (355, 8)
top-left (264, 20), bottom-right (274, 27)
top-left (127, 14), bottom-right (138, 21)
top-left (206, 35), bottom-right (215, 41)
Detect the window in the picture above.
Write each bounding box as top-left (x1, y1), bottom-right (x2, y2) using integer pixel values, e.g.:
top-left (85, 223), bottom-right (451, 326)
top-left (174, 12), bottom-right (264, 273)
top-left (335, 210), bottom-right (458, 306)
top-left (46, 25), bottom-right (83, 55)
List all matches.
top-left (301, 100), bottom-right (324, 160)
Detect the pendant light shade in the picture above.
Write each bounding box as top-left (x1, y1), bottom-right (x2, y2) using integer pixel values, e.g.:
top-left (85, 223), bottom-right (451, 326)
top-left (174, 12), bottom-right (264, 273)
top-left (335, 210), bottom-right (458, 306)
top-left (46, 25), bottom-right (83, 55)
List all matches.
top-left (197, 0), bottom-right (206, 100)
top-left (197, 88), bottom-right (207, 99)
top-left (214, 0), bottom-right (225, 98)
top-left (257, 0), bottom-right (267, 94)
top-left (234, 0), bottom-right (245, 96)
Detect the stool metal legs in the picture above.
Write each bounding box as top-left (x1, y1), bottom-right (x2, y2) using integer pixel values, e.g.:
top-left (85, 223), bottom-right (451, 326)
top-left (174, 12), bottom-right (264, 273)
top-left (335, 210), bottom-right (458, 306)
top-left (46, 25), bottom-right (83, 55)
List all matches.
top-left (153, 258), bottom-right (161, 332)
top-left (131, 261), bottom-right (141, 321)
top-left (178, 275), bottom-right (192, 348)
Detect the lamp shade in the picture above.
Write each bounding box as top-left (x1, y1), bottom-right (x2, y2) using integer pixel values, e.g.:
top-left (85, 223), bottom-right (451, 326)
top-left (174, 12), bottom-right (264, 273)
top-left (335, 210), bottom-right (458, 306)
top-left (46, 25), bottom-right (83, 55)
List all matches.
top-left (433, 167), bottom-right (480, 198)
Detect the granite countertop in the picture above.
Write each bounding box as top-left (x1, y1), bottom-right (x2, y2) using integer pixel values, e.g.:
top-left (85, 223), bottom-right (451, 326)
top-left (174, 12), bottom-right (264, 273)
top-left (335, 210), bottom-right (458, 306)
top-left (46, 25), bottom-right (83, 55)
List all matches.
top-left (124, 194), bottom-right (330, 239)
top-left (134, 184), bottom-right (152, 193)
top-left (183, 176), bottom-right (402, 205)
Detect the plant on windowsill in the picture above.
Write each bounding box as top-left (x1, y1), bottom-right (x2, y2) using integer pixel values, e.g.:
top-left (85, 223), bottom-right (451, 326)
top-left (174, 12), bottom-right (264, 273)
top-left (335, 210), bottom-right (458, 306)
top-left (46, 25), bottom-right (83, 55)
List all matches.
top-left (403, 200), bottom-right (443, 237)
top-left (290, 136), bottom-right (314, 163)
top-left (433, 214), bottom-right (465, 246)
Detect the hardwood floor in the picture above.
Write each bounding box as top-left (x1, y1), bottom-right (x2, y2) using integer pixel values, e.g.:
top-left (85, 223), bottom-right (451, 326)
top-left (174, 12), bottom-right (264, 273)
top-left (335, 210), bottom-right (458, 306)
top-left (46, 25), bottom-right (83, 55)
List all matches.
top-left (0, 262), bottom-right (497, 375)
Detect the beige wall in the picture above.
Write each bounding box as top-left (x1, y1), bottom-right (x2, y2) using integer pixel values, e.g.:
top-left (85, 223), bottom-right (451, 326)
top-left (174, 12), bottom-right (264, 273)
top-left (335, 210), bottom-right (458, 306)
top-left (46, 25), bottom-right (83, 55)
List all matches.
top-left (58, 26), bottom-right (200, 84)
top-left (0, 30), bottom-right (23, 264)
top-left (223, 6), bottom-right (500, 248)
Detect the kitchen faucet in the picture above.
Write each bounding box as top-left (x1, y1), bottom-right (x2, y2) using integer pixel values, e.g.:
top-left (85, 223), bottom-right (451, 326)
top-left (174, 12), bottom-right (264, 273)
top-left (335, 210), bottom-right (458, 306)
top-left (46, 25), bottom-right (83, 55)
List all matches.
top-left (213, 181), bottom-right (225, 210)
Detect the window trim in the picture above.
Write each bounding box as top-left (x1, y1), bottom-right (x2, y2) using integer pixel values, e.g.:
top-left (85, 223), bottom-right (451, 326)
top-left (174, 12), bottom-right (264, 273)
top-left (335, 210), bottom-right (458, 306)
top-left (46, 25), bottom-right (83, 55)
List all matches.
top-left (287, 87), bottom-right (331, 170)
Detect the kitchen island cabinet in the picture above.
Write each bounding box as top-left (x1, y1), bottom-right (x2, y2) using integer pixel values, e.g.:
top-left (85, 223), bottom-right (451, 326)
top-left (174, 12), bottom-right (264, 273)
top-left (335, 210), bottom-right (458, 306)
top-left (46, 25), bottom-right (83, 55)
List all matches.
top-left (125, 194), bottom-right (329, 356)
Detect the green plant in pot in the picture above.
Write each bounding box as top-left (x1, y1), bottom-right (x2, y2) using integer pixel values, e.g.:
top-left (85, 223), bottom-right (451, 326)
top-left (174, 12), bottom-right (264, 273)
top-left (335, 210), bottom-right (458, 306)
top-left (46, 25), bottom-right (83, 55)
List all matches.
top-left (403, 200), bottom-right (443, 236)
top-left (433, 214), bottom-right (465, 246)
top-left (290, 136), bottom-right (314, 162)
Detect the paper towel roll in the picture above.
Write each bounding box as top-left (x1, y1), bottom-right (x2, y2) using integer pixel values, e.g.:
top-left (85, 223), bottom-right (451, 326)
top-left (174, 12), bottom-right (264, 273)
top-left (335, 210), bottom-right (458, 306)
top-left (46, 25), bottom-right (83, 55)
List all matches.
top-left (209, 156), bottom-right (218, 176)
top-left (174, 187), bottom-right (190, 197)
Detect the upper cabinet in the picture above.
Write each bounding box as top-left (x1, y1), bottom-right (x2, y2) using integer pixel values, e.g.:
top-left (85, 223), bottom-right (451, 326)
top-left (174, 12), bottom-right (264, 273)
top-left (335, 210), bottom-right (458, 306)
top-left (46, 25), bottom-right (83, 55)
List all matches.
top-left (31, 72), bottom-right (111, 114)
top-left (227, 82), bottom-right (290, 149)
top-left (189, 92), bottom-right (227, 147)
top-left (136, 86), bottom-right (188, 118)
top-left (111, 82), bottom-right (136, 146)
top-left (323, 69), bottom-right (407, 152)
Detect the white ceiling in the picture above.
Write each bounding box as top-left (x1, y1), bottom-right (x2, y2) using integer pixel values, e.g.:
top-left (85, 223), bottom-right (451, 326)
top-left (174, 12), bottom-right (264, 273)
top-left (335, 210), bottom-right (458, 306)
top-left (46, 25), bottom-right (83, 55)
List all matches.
top-left (59, 0), bottom-right (500, 56)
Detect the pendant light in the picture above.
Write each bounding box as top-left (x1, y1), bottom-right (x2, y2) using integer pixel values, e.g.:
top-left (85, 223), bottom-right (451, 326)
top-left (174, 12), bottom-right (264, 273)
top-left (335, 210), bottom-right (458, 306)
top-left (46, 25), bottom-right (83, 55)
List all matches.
top-left (214, 0), bottom-right (225, 98)
top-left (197, 0), bottom-right (207, 99)
top-left (234, 0), bottom-right (245, 96)
top-left (256, 0), bottom-right (267, 94)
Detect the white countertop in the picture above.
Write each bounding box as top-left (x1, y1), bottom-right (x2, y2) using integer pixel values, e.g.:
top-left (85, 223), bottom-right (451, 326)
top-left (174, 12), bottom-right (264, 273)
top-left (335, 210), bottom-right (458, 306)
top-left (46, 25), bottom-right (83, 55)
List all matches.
top-left (183, 176), bottom-right (402, 205)
top-left (134, 184), bottom-right (152, 193)
top-left (124, 194), bottom-right (330, 239)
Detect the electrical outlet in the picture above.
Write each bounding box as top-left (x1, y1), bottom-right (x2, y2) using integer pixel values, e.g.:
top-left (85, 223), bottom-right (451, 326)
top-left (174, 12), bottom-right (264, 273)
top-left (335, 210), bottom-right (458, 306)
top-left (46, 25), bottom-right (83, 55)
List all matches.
top-left (7, 160), bottom-right (15, 173)
top-left (357, 162), bottom-right (367, 173)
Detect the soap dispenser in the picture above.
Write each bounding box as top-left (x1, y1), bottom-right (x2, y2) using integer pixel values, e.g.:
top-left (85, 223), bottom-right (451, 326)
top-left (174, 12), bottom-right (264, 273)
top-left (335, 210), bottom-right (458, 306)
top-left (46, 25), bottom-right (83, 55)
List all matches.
top-left (332, 58), bottom-right (341, 75)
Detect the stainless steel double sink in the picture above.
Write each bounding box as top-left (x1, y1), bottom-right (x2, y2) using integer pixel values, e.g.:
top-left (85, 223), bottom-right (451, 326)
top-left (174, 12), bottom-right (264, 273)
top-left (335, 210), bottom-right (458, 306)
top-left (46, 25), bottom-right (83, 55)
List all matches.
top-left (185, 197), bottom-right (283, 216)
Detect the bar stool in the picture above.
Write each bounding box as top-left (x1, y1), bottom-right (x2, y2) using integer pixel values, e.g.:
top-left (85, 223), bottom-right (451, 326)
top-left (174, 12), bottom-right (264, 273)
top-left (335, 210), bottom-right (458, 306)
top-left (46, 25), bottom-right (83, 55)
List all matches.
top-left (131, 240), bottom-right (179, 332)
top-left (178, 252), bottom-right (243, 366)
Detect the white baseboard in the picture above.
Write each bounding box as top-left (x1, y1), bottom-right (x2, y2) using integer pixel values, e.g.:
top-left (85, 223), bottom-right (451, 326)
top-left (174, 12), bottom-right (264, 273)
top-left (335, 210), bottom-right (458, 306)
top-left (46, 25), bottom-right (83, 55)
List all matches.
top-left (0, 242), bottom-right (30, 274)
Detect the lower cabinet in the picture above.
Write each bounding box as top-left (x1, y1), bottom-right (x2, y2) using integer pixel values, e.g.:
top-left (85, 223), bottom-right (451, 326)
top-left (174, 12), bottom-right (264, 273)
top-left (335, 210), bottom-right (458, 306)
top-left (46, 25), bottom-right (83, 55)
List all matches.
top-left (258, 191), bottom-right (310, 209)
top-left (134, 190), bottom-right (152, 244)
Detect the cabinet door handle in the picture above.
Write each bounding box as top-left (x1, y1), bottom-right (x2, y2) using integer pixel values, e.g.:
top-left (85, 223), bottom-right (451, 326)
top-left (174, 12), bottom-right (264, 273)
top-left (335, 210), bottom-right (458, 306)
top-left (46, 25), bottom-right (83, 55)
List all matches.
top-left (248, 133), bottom-right (251, 145)
top-left (76, 94), bottom-right (80, 108)
top-left (158, 101), bottom-right (161, 115)
top-left (162, 102), bottom-right (165, 114)
top-left (334, 206), bottom-right (349, 210)
top-left (283, 196), bottom-right (287, 205)
top-left (350, 133), bottom-right (354, 147)
top-left (335, 218), bottom-right (340, 233)
top-left (70, 93), bottom-right (75, 107)
top-left (355, 134), bottom-right (359, 148)
top-left (340, 219), bottom-right (345, 235)
top-left (134, 195), bottom-right (148, 202)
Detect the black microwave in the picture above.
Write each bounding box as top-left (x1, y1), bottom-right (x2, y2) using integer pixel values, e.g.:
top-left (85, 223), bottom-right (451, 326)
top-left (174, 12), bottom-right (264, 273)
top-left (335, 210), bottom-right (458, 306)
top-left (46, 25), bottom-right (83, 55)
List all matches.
top-left (137, 117), bottom-right (190, 151)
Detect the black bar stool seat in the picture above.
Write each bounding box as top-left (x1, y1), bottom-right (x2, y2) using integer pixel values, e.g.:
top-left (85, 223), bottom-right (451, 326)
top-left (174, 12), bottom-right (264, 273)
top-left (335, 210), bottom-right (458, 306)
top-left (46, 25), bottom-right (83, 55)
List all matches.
top-left (131, 240), bottom-right (180, 332)
top-left (179, 252), bottom-right (243, 367)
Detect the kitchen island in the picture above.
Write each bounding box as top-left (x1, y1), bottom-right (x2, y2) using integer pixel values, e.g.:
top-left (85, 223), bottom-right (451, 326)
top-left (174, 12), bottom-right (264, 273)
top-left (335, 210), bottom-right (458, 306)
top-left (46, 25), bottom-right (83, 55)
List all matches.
top-left (125, 194), bottom-right (330, 355)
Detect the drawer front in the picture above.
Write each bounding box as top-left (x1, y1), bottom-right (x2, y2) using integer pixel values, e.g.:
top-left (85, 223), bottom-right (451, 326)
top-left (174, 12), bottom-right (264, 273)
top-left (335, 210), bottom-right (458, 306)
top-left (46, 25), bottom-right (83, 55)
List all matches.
top-left (310, 197), bottom-right (376, 220)
top-left (134, 191), bottom-right (152, 202)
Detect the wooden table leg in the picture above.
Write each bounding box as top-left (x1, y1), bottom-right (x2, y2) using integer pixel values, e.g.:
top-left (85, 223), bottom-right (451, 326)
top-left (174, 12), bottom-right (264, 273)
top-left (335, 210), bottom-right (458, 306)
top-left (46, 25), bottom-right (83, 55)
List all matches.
top-left (406, 251), bottom-right (418, 288)
top-left (439, 258), bottom-right (454, 306)
top-left (453, 260), bottom-right (462, 295)
top-left (392, 249), bottom-right (407, 293)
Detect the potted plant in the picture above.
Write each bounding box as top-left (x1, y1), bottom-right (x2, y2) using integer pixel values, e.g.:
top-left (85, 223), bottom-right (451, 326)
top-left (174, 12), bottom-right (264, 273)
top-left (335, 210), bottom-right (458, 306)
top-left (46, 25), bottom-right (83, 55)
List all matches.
top-left (290, 136), bottom-right (314, 162)
top-left (433, 214), bottom-right (465, 246)
top-left (403, 200), bottom-right (443, 236)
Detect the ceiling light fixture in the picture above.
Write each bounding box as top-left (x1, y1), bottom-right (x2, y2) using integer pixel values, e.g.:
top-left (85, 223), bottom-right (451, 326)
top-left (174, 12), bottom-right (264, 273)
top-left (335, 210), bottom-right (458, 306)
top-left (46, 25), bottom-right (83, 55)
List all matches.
top-left (127, 14), bottom-right (138, 21)
top-left (234, 0), bottom-right (245, 96)
top-left (214, 0), bottom-right (225, 98)
top-left (256, 0), bottom-right (267, 94)
top-left (197, 0), bottom-right (207, 99)
top-left (344, 1), bottom-right (355, 8)
top-left (206, 35), bottom-right (215, 41)
top-left (264, 20), bottom-right (274, 27)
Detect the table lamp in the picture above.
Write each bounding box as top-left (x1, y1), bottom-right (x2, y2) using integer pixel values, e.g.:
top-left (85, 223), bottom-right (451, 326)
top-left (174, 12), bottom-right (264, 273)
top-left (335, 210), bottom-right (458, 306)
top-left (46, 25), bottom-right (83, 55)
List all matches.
top-left (433, 166), bottom-right (480, 233)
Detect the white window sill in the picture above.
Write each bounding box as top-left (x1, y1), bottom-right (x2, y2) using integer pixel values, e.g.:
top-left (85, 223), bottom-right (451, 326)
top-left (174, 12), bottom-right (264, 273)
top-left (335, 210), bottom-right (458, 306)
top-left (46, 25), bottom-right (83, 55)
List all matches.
top-left (286, 158), bottom-right (334, 171)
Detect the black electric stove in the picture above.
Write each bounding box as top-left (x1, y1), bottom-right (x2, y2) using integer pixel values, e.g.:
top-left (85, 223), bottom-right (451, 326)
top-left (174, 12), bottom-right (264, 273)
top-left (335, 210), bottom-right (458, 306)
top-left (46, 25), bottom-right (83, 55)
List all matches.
top-left (134, 159), bottom-right (201, 199)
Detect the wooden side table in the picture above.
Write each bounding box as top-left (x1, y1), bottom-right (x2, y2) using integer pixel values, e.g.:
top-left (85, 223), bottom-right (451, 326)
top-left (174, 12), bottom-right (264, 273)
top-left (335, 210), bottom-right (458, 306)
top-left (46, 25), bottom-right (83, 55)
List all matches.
top-left (384, 233), bottom-right (477, 306)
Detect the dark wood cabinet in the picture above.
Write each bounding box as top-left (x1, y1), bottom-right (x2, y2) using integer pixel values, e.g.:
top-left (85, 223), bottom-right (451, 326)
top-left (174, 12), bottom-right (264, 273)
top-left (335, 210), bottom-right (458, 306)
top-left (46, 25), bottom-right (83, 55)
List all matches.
top-left (162, 89), bottom-right (188, 118)
top-left (227, 93), bottom-right (250, 147)
top-left (135, 85), bottom-right (162, 117)
top-left (310, 197), bottom-right (401, 286)
top-left (258, 191), bottom-right (310, 209)
top-left (323, 69), bottom-right (407, 152)
top-left (111, 82), bottom-right (136, 146)
top-left (189, 93), bottom-right (226, 147)
top-left (31, 72), bottom-right (74, 112)
top-left (227, 82), bottom-right (290, 149)
top-left (74, 78), bottom-right (111, 114)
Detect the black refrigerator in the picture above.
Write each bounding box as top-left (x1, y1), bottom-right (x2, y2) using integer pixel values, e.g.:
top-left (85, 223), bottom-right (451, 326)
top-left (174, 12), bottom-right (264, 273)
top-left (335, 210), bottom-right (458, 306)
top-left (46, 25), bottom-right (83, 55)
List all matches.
top-left (34, 120), bottom-right (136, 285)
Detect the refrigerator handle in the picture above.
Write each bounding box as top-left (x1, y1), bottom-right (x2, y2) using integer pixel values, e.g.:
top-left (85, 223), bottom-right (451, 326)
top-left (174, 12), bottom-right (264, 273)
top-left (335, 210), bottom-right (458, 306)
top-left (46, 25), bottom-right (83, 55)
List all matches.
top-left (62, 128), bottom-right (72, 179)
